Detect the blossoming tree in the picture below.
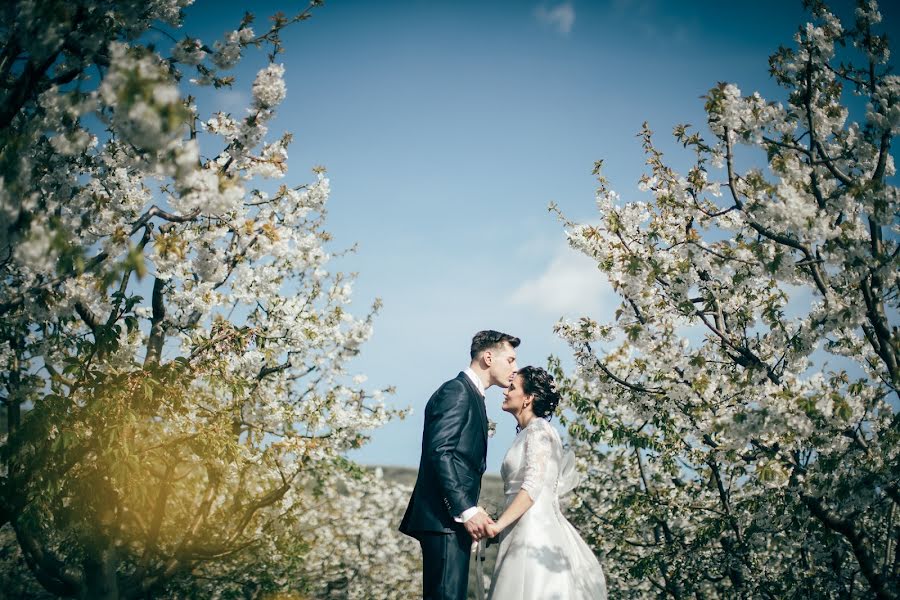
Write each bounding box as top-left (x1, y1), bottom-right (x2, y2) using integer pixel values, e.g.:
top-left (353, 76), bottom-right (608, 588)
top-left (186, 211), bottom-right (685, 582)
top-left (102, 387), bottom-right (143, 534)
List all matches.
top-left (0, 1), bottom-right (415, 597)
top-left (553, 1), bottom-right (899, 597)
top-left (158, 468), bottom-right (421, 599)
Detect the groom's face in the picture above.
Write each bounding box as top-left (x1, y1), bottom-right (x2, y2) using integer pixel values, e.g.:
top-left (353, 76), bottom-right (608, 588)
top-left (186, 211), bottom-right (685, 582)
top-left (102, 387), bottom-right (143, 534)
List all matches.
top-left (487, 342), bottom-right (518, 388)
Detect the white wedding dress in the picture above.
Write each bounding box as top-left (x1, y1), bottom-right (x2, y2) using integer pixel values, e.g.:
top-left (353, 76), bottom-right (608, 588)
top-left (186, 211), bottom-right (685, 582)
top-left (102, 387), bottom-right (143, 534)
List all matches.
top-left (488, 417), bottom-right (607, 600)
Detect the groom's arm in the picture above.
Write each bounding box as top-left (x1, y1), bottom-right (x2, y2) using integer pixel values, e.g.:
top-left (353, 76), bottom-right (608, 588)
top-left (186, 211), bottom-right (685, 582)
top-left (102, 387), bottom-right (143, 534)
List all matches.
top-left (424, 380), bottom-right (476, 519)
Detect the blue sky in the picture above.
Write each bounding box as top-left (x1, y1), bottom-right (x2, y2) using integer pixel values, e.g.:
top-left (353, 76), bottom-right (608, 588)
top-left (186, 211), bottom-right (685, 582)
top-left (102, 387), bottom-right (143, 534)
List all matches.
top-left (177, 0), bottom-right (900, 473)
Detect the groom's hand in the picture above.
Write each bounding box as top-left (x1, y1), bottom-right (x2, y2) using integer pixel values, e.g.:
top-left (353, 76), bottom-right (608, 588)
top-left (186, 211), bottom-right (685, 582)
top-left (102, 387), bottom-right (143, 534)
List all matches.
top-left (464, 511), bottom-right (494, 541)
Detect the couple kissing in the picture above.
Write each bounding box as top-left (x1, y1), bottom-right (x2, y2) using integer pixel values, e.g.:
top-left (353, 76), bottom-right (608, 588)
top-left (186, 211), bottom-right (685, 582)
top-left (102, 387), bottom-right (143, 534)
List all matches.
top-left (399, 330), bottom-right (607, 600)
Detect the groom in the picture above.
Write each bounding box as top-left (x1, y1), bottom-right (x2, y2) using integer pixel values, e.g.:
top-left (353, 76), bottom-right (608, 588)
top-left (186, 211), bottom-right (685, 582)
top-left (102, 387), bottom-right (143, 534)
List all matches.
top-left (400, 330), bottom-right (520, 600)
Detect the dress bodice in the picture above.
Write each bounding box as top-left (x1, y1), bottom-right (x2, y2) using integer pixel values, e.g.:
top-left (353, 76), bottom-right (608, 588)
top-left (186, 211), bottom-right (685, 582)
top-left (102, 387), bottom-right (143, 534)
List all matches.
top-left (499, 417), bottom-right (562, 507)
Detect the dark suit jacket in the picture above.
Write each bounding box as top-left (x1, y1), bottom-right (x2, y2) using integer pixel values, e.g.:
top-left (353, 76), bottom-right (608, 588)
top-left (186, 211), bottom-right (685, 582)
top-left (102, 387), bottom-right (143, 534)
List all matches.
top-left (399, 372), bottom-right (488, 538)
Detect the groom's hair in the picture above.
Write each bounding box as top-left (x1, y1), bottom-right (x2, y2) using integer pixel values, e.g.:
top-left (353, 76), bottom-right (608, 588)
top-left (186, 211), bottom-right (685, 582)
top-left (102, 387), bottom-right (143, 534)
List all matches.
top-left (470, 330), bottom-right (520, 360)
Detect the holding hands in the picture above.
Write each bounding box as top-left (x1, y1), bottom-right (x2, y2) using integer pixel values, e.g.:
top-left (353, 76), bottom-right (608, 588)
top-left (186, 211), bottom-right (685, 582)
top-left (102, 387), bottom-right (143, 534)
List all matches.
top-left (465, 507), bottom-right (502, 542)
top-left (463, 509), bottom-right (493, 541)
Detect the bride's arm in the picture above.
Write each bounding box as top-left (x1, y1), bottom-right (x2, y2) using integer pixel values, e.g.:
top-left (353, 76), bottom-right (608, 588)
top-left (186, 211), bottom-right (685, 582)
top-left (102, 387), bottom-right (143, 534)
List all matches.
top-left (488, 422), bottom-right (552, 537)
top-left (489, 490), bottom-right (534, 534)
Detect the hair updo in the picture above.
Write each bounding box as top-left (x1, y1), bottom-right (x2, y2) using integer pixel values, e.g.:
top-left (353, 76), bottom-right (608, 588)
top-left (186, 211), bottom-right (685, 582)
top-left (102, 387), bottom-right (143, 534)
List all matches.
top-left (518, 366), bottom-right (562, 420)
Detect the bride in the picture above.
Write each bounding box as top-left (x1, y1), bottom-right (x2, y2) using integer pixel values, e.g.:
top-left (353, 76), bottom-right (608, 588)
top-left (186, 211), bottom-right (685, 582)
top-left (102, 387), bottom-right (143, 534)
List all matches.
top-left (485, 366), bottom-right (607, 599)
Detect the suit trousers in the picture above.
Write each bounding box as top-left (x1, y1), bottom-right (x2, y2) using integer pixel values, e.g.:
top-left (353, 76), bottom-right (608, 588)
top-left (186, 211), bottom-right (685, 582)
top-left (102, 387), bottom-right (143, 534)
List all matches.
top-left (419, 528), bottom-right (471, 600)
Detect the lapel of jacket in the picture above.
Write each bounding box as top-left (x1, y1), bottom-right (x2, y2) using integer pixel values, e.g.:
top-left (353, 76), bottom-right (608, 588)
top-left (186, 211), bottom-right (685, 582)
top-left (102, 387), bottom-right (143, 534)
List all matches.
top-left (458, 372), bottom-right (488, 441)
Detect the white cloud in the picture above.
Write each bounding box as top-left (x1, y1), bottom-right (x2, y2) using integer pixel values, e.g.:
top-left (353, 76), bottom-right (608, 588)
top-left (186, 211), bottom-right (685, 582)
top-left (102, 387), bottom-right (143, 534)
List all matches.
top-left (510, 244), bottom-right (617, 320)
top-left (534, 2), bottom-right (576, 35)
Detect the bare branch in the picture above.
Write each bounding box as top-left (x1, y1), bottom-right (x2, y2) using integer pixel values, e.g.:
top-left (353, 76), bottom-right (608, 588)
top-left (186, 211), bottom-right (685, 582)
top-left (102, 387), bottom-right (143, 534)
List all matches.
top-left (130, 206), bottom-right (200, 236)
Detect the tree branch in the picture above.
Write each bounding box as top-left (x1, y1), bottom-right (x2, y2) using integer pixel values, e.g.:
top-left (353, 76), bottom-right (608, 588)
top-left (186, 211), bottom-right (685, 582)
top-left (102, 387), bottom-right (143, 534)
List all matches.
top-left (860, 276), bottom-right (899, 387)
top-left (107, 224), bottom-right (153, 327)
top-left (143, 277), bottom-right (167, 367)
top-left (800, 491), bottom-right (895, 600)
top-left (74, 301), bottom-right (101, 333)
top-left (583, 343), bottom-right (666, 395)
top-left (13, 521), bottom-right (84, 597)
top-left (813, 140), bottom-right (854, 186)
top-left (695, 311), bottom-right (782, 385)
top-left (724, 130), bottom-right (831, 302)
top-left (130, 206), bottom-right (200, 236)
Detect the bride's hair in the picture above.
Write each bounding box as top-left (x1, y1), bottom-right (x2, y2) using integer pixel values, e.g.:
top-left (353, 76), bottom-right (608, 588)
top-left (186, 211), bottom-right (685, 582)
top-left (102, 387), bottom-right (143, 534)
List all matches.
top-left (518, 366), bottom-right (561, 420)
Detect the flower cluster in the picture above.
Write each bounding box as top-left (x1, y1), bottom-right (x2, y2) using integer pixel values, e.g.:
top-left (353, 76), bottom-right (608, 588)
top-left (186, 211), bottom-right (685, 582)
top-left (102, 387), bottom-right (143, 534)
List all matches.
top-left (212, 27), bottom-right (255, 70)
top-left (252, 63), bottom-right (287, 109)
top-left (99, 42), bottom-right (189, 152)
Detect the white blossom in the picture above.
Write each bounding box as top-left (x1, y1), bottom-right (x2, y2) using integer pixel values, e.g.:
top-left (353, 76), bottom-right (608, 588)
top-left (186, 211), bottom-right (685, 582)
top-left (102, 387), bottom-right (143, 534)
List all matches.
top-left (252, 63), bottom-right (287, 109)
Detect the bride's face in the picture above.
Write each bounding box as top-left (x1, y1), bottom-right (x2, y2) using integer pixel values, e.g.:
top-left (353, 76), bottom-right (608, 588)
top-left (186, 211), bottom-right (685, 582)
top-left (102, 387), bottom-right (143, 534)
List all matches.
top-left (501, 374), bottom-right (530, 415)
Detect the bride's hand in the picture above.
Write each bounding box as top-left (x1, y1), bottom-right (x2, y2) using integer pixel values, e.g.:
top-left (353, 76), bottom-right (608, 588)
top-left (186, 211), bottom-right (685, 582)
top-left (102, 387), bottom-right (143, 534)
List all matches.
top-left (485, 522), bottom-right (501, 538)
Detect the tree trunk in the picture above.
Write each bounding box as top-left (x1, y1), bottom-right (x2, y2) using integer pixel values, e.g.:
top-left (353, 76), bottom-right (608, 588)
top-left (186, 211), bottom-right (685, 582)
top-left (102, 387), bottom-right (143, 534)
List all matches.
top-left (7, 345), bottom-right (21, 433)
top-left (82, 546), bottom-right (119, 600)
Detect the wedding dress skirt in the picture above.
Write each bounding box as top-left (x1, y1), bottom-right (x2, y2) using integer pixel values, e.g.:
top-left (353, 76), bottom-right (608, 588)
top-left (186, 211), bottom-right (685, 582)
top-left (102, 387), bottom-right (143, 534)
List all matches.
top-left (488, 418), bottom-right (607, 600)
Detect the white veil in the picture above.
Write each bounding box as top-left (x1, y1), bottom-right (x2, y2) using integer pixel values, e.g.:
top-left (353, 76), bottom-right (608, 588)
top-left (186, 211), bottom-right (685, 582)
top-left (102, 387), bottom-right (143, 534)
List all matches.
top-left (556, 449), bottom-right (582, 497)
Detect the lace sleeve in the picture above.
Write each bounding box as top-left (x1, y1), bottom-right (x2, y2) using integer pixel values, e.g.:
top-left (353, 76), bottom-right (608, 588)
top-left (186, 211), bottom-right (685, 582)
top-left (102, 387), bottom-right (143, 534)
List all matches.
top-left (521, 420), bottom-right (553, 502)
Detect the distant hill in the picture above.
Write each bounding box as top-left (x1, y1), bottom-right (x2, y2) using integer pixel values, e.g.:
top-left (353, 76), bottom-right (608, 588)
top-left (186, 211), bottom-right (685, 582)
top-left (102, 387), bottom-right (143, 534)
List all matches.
top-left (375, 465), bottom-right (505, 512)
